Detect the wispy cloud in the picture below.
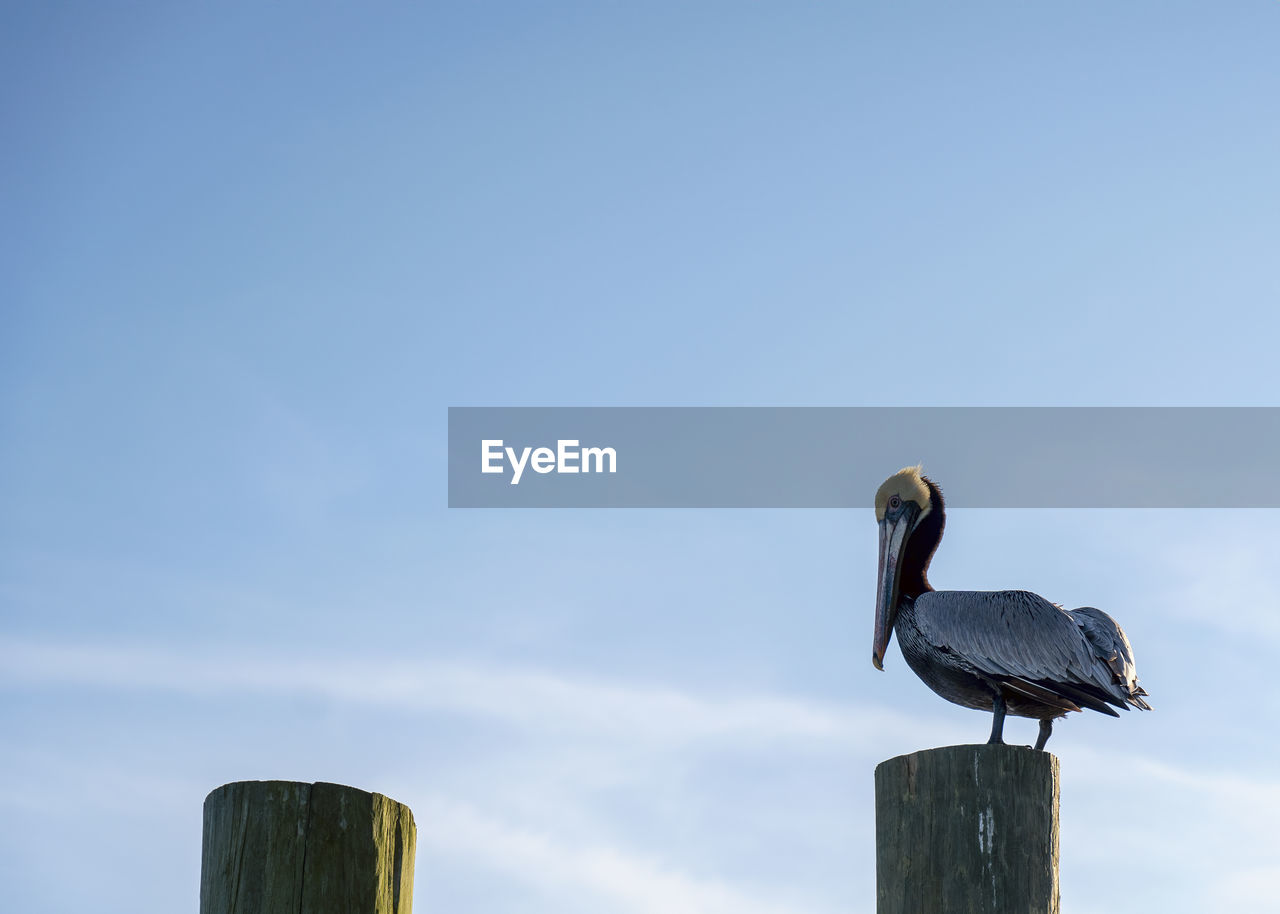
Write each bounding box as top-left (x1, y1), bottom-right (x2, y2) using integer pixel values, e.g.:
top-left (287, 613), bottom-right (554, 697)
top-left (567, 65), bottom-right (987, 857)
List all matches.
top-left (7, 636), bottom-right (1275, 914)
top-left (418, 796), bottom-right (835, 914)
top-left (1217, 864), bottom-right (1280, 909)
top-left (1102, 513), bottom-right (1280, 642)
top-left (1067, 742), bottom-right (1280, 807)
top-left (0, 637), bottom-right (929, 749)
top-left (0, 636), bottom-right (892, 913)
top-left (1062, 742), bottom-right (1280, 910)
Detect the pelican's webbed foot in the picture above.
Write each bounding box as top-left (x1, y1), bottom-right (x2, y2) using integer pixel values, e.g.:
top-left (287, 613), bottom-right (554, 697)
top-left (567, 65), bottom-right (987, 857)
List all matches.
top-left (1034, 719), bottom-right (1053, 751)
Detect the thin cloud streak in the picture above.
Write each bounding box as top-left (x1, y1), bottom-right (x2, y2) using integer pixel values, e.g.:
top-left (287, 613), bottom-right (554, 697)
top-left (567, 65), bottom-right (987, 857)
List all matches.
top-left (1062, 742), bottom-right (1280, 910)
top-left (0, 637), bottom-right (922, 748)
top-left (418, 796), bottom-right (834, 914)
top-left (7, 637), bottom-right (1271, 812)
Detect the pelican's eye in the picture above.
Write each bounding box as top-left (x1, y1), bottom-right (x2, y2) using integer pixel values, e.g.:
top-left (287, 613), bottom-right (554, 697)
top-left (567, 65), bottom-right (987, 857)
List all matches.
top-left (888, 494), bottom-right (902, 511)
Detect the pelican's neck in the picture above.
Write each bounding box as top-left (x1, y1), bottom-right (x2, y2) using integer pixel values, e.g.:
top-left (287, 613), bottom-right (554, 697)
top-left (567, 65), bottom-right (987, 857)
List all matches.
top-left (900, 479), bottom-right (945, 599)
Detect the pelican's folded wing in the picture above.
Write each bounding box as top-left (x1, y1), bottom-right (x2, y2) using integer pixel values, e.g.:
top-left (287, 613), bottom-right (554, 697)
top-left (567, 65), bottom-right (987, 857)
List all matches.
top-left (910, 590), bottom-right (1136, 711)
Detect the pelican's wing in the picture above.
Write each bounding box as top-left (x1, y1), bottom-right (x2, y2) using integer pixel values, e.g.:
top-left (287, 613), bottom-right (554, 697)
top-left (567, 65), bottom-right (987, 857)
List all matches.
top-left (1068, 606), bottom-right (1152, 709)
top-left (911, 590), bottom-right (1144, 714)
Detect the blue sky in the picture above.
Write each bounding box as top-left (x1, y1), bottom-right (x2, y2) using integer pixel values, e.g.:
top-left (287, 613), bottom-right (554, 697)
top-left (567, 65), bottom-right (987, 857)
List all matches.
top-left (3, 3), bottom-right (1279, 912)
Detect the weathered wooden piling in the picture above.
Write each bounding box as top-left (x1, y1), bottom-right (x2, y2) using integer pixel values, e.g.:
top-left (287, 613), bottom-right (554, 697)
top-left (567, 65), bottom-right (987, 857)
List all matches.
top-left (875, 745), bottom-right (1059, 914)
top-left (200, 780), bottom-right (416, 914)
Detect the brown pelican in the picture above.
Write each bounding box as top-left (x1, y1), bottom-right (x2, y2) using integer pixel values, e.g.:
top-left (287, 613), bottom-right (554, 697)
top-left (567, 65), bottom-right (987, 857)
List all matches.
top-left (872, 466), bottom-right (1151, 750)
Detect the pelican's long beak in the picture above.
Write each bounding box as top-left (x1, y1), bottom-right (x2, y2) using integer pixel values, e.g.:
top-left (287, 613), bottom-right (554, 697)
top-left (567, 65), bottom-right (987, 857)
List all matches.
top-left (872, 508), bottom-right (916, 670)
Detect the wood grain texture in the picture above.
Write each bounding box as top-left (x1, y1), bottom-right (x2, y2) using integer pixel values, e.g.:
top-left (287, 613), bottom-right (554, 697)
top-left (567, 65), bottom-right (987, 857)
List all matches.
top-left (875, 745), bottom-right (1059, 914)
top-left (201, 781), bottom-right (416, 914)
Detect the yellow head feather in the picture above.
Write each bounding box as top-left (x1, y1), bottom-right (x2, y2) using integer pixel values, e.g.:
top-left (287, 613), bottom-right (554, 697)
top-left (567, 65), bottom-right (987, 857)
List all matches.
top-left (874, 465), bottom-right (933, 521)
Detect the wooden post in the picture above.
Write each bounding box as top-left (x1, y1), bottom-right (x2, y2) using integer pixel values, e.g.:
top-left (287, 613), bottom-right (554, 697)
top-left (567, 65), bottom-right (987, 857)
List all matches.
top-left (200, 780), bottom-right (416, 914)
top-left (875, 745), bottom-right (1059, 914)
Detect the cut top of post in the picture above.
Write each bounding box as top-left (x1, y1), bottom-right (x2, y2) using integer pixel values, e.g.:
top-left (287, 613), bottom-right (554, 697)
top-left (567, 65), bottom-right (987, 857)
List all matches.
top-left (875, 745), bottom-right (1060, 914)
top-left (200, 780), bottom-right (416, 914)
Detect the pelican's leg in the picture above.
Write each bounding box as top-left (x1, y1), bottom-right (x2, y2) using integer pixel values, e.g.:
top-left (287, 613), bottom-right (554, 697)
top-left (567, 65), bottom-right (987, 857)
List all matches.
top-left (987, 692), bottom-right (1007, 745)
top-left (1034, 719), bottom-right (1053, 752)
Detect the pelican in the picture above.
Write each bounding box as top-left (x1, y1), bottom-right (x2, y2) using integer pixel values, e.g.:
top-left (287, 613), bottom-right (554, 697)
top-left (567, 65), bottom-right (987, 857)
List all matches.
top-left (872, 466), bottom-right (1150, 750)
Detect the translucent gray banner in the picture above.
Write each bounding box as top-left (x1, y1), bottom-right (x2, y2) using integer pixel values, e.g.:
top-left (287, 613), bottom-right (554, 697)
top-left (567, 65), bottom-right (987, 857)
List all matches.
top-left (447, 407), bottom-right (1280, 508)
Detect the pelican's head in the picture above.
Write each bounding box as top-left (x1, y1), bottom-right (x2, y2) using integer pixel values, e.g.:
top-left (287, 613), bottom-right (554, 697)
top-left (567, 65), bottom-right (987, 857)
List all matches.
top-left (872, 466), bottom-right (934, 671)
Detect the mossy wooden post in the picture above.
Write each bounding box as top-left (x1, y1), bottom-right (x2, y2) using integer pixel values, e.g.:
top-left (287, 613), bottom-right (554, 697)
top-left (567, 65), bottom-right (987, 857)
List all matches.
top-left (200, 781), bottom-right (416, 914)
top-left (875, 745), bottom-right (1059, 914)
